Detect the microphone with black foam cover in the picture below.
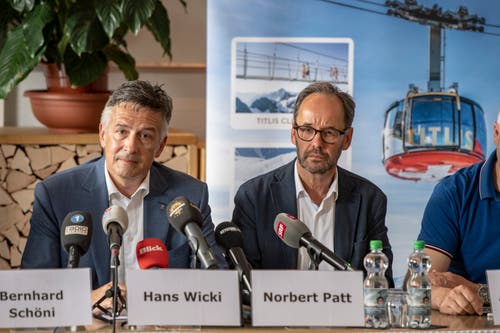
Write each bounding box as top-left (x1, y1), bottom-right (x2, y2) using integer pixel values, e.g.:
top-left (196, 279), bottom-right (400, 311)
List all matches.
top-left (60, 210), bottom-right (93, 268)
top-left (102, 205), bottom-right (128, 254)
top-left (215, 222), bottom-right (252, 293)
top-left (167, 196), bottom-right (218, 269)
top-left (274, 213), bottom-right (354, 271)
top-left (136, 238), bottom-right (169, 269)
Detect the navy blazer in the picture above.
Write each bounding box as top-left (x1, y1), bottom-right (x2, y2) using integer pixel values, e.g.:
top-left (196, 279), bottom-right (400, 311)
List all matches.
top-left (232, 159), bottom-right (394, 286)
top-left (21, 157), bottom-right (224, 289)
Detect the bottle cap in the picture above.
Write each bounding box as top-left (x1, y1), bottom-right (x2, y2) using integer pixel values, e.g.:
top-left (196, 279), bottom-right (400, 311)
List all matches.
top-left (370, 240), bottom-right (382, 250)
top-left (413, 240), bottom-right (425, 250)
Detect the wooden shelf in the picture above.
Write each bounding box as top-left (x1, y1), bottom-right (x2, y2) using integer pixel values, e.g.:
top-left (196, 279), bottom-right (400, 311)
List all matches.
top-left (0, 127), bottom-right (197, 145)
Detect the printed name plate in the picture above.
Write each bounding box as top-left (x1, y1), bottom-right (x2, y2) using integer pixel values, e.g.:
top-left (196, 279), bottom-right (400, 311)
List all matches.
top-left (252, 270), bottom-right (364, 326)
top-left (0, 268), bottom-right (92, 328)
top-left (126, 269), bottom-right (241, 326)
top-left (486, 270), bottom-right (500, 325)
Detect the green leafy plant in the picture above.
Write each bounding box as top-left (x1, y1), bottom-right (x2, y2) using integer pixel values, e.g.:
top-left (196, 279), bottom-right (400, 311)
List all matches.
top-left (0, 0), bottom-right (186, 98)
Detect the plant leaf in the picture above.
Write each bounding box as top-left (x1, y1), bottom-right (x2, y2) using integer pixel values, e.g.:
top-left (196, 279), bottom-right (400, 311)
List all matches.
top-left (104, 43), bottom-right (138, 81)
top-left (22, 2), bottom-right (53, 54)
top-left (64, 48), bottom-right (107, 87)
top-left (145, 0), bottom-right (171, 59)
top-left (96, 0), bottom-right (123, 39)
top-left (9, 0), bottom-right (35, 12)
top-left (65, 6), bottom-right (109, 55)
top-left (0, 27), bottom-right (45, 98)
top-left (122, 0), bottom-right (156, 35)
top-left (0, 1), bottom-right (17, 51)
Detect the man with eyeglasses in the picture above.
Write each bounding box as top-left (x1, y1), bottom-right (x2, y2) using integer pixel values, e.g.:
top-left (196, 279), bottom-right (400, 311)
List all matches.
top-left (231, 81), bottom-right (393, 283)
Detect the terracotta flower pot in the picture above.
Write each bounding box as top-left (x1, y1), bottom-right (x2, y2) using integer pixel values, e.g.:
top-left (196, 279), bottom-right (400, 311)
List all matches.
top-left (24, 90), bottom-right (110, 133)
top-left (43, 64), bottom-right (108, 93)
top-left (24, 64), bottom-right (110, 133)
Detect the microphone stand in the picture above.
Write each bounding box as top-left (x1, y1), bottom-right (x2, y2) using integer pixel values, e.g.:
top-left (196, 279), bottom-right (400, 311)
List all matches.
top-left (189, 237), bottom-right (200, 269)
top-left (92, 248), bottom-right (126, 332)
top-left (110, 248), bottom-right (119, 333)
top-left (307, 244), bottom-right (322, 271)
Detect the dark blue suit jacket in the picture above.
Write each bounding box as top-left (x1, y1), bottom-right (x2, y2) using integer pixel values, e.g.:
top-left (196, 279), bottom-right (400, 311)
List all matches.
top-left (232, 159), bottom-right (394, 286)
top-left (21, 157), bottom-right (224, 289)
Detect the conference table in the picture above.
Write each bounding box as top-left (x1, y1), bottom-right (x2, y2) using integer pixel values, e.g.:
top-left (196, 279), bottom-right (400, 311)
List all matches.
top-left (2, 311), bottom-right (496, 333)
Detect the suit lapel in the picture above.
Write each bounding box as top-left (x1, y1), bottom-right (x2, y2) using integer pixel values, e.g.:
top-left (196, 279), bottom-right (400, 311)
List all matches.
top-left (269, 160), bottom-right (299, 268)
top-left (334, 167), bottom-right (360, 262)
top-left (82, 158), bottom-right (112, 285)
top-left (144, 164), bottom-right (171, 241)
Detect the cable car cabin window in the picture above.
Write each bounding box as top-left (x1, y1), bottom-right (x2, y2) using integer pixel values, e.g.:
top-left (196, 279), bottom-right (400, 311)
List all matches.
top-left (384, 101), bottom-right (404, 138)
top-left (404, 95), bottom-right (459, 149)
top-left (474, 102), bottom-right (487, 156)
top-left (460, 101), bottom-right (474, 151)
top-left (383, 101), bottom-right (405, 158)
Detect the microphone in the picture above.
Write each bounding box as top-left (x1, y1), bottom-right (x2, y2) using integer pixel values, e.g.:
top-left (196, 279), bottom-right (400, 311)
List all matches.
top-left (273, 213), bottom-right (354, 271)
top-left (60, 211), bottom-right (93, 268)
top-left (166, 196), bottom-right (218, 269)
top-left (136, 238), bottom-right (169, 269)
top-left (102, 205), bottom-right (128, 253)
top-left (215, 222), bottom-right (252, 293)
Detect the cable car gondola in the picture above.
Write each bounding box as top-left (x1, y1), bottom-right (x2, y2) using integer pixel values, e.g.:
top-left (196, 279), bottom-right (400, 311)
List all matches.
top-left (382, 87), bottom-right (486, 181)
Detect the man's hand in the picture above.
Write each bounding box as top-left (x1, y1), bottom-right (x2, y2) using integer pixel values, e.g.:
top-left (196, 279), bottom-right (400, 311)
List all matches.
top-left (422, 249), bottom-right (483, 316)
top-left (432, 285), bottom-right (483, 315)
top-left (91, 281), bottom-right (127, 315)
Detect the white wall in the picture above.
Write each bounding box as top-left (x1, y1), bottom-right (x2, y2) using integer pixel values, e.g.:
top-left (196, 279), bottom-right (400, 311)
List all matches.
top-left (3, 0), bottom-right (207, 140)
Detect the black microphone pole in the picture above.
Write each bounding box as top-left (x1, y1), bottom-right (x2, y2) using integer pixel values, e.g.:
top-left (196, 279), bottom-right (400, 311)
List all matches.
top-left (189, 237), bottom-right (200, 269)
top-left (110, 246), bottom-right (119, 333)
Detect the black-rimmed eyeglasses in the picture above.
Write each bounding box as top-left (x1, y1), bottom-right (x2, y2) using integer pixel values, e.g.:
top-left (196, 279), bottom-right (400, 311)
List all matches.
top-left (293, 124), bottom-right (349, 144)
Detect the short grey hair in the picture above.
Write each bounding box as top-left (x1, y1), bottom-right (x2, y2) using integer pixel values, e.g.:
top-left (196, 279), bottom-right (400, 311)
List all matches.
top-left (100, 80), bottom-right (173, 139)
top-left (293, 81), bottom-right (355, 128)
top-left (497, 111), bottom-right (500, 124)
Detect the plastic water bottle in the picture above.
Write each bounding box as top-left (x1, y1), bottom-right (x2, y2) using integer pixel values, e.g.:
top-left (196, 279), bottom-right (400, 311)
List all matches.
top-left (363, 240), bottom-right (389, 328)
top-left (406, 240), bottom-right (432, 328)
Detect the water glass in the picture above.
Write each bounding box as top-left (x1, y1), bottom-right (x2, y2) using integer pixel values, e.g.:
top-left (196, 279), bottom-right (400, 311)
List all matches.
top-left (387, 289), bottom-right (408, 328)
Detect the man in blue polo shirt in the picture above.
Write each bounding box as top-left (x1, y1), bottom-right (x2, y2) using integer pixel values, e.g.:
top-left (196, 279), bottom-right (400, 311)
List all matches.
top-left (417, 111), bottom-right (500, 316)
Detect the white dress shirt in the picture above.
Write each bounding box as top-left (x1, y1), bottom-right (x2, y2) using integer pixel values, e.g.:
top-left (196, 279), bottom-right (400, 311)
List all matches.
top-left (104, 162), bottom-right (149, 283)
top-left (294, 161), bottom-right (338, 271)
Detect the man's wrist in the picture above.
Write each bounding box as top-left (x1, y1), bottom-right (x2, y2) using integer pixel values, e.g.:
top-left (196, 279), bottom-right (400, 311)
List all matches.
top-left (477, 283), bottom-right (491, 306)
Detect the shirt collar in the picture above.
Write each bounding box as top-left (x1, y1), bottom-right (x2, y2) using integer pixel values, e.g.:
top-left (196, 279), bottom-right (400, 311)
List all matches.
top-left (104, 161), bottom-right (150, 201)
top-left (479, 150), bottom-right (498, 200)
top-left (294, 160), bottom-right (338, 202)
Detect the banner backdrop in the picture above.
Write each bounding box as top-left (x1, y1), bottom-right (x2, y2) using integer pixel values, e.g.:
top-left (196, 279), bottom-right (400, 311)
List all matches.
top-left (206, 0), bottom-right (500, 285)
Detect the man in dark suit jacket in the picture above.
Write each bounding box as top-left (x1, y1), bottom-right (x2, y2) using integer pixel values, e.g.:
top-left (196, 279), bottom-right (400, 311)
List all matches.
top-left (232, 82), bottom-right (393, 285)
top-left (22, 80), bottom-right (223, 311)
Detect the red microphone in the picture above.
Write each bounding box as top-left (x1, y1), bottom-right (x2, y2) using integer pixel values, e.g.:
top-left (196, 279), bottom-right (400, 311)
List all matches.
top-left (136, 238), bottom-right (169, 269)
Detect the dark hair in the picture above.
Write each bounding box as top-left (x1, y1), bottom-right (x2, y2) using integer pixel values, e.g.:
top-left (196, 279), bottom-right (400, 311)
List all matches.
top-left (293, 81), bottom-right (355, 128)
top-left (101, 80), bottom-right (173, 138)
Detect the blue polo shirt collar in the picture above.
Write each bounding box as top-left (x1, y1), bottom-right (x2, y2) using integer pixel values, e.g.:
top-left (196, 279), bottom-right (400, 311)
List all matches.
top-left (479, 150), bottom-right (498, 200)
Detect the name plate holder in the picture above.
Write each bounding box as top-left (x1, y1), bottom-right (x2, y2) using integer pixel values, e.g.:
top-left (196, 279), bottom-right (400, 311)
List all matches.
top-left (486, 270), bottom-right (500, 325)
top-left (126, 269), bottom-right (241, 326)
top-left (251, 270), bottom-right (364, 327)
top-left (0, 268), bottom-right (92, 328)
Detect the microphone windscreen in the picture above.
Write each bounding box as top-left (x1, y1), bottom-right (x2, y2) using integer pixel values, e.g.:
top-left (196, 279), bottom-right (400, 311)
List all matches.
top-left (61, 211), bottom-right (93, 254)
top-left (136, 238), bottom-right (169, 269)
top-left (215, 222), bottom-right (244, 250)
top-left (102, 205), bottom-right (128, 234)
top-left (273, 213), bottom-right (310, 248)
top-left (166, 196), bottom-right (203, 232)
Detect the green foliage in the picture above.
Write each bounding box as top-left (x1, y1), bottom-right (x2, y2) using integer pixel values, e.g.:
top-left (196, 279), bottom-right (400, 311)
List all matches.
top-left (0, 0), bottom-right (185, 98)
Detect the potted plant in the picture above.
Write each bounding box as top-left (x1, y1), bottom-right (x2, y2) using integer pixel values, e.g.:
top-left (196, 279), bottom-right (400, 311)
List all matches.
top-left (0, 0), bottom-right (185, 132)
